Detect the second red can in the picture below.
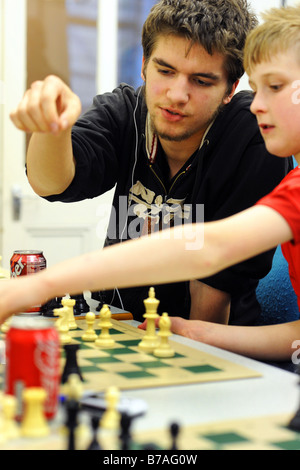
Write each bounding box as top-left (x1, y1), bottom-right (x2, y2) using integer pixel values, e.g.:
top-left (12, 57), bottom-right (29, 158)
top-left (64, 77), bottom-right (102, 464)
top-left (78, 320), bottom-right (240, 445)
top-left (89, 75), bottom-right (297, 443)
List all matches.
top-left (5, 316), bottom-right (60, 420)
top-left (10, 250), bottom-right (46, 312)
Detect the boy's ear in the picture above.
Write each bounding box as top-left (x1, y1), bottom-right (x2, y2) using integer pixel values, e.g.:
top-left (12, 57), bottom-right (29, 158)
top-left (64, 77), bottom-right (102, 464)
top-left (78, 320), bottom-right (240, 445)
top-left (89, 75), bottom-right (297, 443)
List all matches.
top-left (223, 80), bottom-right (240, 104)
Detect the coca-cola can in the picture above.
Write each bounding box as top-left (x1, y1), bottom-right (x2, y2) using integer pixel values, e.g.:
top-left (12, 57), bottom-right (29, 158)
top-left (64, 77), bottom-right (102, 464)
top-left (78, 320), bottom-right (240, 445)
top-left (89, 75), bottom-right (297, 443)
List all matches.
top-left (5, 316), bottom-right (60, 420)
top-left (10, 250), bottom-right (47, 312)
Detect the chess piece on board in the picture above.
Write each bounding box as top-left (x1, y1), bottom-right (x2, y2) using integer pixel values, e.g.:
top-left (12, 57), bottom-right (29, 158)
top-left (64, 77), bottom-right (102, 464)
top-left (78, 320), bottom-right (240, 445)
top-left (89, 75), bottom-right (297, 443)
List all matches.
top-left (64, 374), bottom-right (84, 451)
top-left (1, 316), bottom-right (12, 334)
top-left (169, 422), bottom-right (180, 450)
top-left (2, 394), bottom-right (19, 440)
top-left (138, 287), bottom-right (160, 353)
top-left (61, 344), bottom-right (84, 384)
top-left (119, 411), bottom-right (133, 451)
top-left (101, 386), bottom-right (120, 430)
top-left (82, 311), bottom-right (98, 342)
top-left (21, 387), bottom-right (50, 438)
top-left (62, 298), bottom-right (77, 330)
top-left (71, 294), bottom-right (89, 315)
top-left (95, 304), bottom-right (115, 348)
top-left (92, 290), bottom-right (107, 312)
top-left (41, 297), bottom-right (63, 317)
top-left (154, 313), bottom-right (175, 358)
top-left (86, 415), bottom-right (102, 450)
top-left (54, 306), bottom-right (72, 345)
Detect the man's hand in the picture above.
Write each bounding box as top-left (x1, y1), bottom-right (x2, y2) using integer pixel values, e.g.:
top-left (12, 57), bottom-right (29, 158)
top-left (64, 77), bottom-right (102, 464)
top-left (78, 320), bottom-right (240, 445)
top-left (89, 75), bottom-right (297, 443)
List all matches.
top-left (10, 75), bottom-right (82, 135)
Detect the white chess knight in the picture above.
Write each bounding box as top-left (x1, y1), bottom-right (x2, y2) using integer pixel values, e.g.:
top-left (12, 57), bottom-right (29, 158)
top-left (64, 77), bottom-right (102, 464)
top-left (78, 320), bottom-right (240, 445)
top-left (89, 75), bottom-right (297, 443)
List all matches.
top-left (61, 298), bottom-right (77, 330)
top-left (54, 306), bottom-right (72, 345)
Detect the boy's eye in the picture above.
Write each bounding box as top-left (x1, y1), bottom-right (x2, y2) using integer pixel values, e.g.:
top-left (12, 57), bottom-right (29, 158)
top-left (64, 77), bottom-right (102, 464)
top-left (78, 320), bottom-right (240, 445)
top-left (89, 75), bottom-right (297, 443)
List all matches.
top-left (270, 84), bottom-right (282, 91)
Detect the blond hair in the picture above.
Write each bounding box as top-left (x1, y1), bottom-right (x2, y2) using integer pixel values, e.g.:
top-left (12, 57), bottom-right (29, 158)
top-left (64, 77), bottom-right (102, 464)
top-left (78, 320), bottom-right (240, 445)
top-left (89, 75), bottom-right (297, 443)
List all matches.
top-left (244, 4), bottom-right (300, 75)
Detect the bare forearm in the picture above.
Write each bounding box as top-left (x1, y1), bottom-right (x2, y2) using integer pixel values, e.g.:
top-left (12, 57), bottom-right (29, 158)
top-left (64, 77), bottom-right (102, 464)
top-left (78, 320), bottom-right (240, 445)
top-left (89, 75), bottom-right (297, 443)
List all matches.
top-left (26, 129), bottom-right (75, 196)
top-left (171, 317), bottom-right (300, 362)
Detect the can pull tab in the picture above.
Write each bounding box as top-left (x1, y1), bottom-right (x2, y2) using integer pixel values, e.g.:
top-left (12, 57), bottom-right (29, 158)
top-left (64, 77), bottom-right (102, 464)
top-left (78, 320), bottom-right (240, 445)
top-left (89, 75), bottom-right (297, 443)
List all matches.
top-left (11, 184), bottom-right (22, 221)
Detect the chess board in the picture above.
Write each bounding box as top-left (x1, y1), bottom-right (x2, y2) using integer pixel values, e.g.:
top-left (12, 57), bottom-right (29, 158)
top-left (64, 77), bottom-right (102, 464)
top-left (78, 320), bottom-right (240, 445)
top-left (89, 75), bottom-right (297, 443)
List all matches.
top-left (135, 413), bottom-right (300, 450)
top-left (2, 412), bottom-right (298, 450)
top-left (58, 317), bottom-right (261, 393)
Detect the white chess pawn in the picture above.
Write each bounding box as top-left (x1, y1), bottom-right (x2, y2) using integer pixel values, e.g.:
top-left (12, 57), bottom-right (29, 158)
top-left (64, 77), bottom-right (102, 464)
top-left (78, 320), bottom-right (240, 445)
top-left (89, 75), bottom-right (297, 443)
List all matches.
top-left (21, 387), bottom-right (50, 438)
top-left (2, 394), bottom-right (19, 439)
top-left (95, 305), bottom-right (115, 348)
top-left (82, 311), bottom-right (97, 342)
top-left (101, 386), bottom-right (120, 430)
top-left (154, 313), bottom-right (174, 358)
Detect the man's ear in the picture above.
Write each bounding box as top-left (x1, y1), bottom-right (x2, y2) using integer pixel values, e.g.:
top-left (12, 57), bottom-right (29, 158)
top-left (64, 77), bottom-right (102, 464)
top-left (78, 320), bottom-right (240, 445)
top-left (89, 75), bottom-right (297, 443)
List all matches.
top-left (223, 80), bottom-right (239, 104)
top-left (141, 56), bottom-right (146, 81)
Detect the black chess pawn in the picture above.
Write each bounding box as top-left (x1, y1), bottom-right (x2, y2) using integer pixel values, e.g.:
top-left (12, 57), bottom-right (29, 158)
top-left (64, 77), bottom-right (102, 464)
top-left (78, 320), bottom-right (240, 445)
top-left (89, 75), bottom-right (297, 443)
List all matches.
top-left (119, 412), bottom-right (133, 451)
top-left (92, 291), bottom-right (107, 312)
top-left (61, 344), bottom-right (84, 384)
top-left (66, 398), bottom-right (80, 451)
top-left (71, 294), bottom-right (90, 315)
top-left (170, 422), bottom-right (180, 450)
top-left (87, 415), bottom-right (102, 450)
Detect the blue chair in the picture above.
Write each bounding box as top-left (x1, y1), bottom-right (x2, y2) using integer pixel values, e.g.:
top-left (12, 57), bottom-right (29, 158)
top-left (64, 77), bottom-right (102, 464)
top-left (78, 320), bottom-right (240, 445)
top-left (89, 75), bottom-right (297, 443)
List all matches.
top-left (256, 246), bottom-right (299, 325)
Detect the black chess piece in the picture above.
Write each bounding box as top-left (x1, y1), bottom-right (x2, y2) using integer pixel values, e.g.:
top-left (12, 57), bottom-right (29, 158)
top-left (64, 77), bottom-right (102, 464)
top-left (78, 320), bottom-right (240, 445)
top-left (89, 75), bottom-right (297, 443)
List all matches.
top-left (61, 344), bottom-right (84, 384)
top-left (71, 294), bottom-right (90, 315)
top-left (86, 415), bottom-right (102, 450)
top-left (65, 398), bottom-right (80, 451)
top-left (170, 422), bottom-right (180, 450)
top-left (41, 297), bottom-right (63, 317)
top-left (92, 291), bottom-right (107, 312)
top-left (119, 412), bottom-right (133, 451)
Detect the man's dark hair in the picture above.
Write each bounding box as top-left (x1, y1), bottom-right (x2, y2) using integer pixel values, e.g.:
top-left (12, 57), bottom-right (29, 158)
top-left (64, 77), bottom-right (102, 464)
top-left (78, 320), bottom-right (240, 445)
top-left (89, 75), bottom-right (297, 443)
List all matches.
top-left (142, 0), bottom-right (258, 90)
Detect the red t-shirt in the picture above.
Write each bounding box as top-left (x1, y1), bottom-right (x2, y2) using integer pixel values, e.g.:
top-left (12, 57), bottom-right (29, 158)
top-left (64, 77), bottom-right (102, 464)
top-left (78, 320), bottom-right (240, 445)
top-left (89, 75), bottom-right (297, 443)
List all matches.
top-left (256, 166), bottom-right (300, 310)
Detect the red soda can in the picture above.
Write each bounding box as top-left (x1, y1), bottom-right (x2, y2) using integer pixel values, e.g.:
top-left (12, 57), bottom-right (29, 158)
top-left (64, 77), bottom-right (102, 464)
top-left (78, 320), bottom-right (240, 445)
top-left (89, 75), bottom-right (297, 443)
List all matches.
top-left (10, 250), bottom-right (47, 312)
top-left (5, 316), bottom-right (60, 420)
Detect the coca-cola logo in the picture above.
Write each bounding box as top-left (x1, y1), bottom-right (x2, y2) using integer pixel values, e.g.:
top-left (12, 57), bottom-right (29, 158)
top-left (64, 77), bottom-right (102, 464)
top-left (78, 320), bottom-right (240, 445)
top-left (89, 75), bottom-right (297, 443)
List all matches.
top-left (34, 334), bottom-right (59, 377)
top-left (34, 333), bottom-right (60, 413)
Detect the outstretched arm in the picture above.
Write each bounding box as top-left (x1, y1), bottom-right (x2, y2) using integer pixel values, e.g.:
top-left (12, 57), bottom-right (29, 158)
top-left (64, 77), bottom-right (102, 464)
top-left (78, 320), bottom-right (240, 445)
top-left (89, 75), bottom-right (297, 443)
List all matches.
top-left (0, 204), bottom-right (292, 323)
top-left (167, 316), bottom-right (300, 362)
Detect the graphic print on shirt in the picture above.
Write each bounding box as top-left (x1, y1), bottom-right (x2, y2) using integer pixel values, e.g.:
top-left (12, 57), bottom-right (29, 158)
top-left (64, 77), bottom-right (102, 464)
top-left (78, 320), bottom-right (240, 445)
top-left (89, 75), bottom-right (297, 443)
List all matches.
top-left (128, 180), bottom-right (190, 236)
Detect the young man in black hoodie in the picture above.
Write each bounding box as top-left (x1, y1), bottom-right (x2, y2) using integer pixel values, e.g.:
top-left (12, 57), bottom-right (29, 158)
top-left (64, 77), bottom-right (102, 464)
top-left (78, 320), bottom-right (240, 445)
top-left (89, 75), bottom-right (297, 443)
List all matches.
top-left (10, 0), bottom-right (291, 326)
